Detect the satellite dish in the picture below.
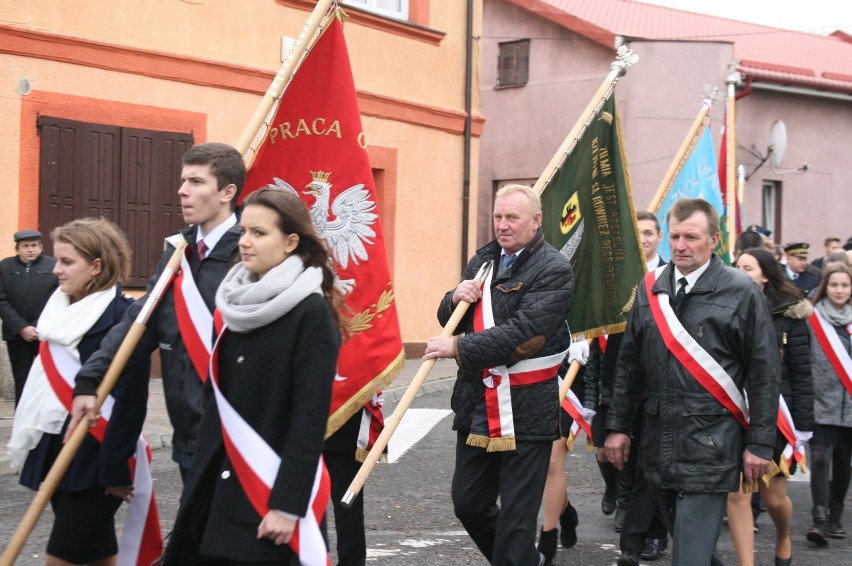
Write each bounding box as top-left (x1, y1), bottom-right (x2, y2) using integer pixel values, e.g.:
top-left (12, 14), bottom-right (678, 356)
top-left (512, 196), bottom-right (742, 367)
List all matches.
top-left (769, 120), bottom-right (787, 169)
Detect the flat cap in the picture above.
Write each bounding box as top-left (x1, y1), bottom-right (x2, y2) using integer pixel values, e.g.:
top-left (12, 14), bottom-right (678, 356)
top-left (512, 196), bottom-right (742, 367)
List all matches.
top-left (14, 229), bottom-right (43, 242)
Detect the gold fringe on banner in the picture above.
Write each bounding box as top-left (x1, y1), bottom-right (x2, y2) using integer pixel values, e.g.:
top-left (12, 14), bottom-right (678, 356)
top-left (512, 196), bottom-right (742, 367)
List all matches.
top-left (355, 449), bottom-right (386, 464)
top-left (565, 436), bottom-right (575, 452)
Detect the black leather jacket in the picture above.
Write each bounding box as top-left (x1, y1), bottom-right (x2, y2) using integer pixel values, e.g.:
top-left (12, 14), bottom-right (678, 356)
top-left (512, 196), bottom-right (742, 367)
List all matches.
top-left (438, 229), bottom-right (574, 441)
top-left (607, 255), bottom-right (779, 493)
top-left (75, 223), bottom-right (240, 457)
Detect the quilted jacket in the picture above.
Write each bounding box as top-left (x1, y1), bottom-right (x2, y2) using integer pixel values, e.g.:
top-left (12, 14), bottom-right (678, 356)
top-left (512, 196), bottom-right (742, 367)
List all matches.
top-left (437, 229), bottom-right (574, 441)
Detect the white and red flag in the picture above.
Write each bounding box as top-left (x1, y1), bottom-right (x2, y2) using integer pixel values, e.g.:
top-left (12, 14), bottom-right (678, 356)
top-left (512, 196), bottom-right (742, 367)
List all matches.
top-left (241, 14), bottom-right (404, 435)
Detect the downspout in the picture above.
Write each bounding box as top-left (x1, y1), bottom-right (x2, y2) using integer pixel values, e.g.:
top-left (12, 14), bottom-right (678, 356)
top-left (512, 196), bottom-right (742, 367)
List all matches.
top-left (736, 74), bottom-right (753, 100)
top-left (462, 0), bottom-right (474, 272)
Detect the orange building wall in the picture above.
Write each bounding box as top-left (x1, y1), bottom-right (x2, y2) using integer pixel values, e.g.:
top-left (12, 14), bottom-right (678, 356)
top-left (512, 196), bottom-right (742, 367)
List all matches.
top-left (0, 1), bottom-right (483, 346)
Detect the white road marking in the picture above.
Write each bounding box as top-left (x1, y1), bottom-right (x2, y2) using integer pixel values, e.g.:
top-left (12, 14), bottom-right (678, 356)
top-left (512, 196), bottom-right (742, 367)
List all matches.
top-left (387, 408), bottom-right (452, 463)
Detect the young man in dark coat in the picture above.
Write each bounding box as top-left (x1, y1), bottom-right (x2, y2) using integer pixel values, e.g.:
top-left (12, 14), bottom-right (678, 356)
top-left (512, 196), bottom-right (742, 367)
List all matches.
top-left (424, 185), bottom-right (574, 566)
top-left (67, 142), bottom-right (245, 480)
top-left (0, 229), bottom-right (57, 405)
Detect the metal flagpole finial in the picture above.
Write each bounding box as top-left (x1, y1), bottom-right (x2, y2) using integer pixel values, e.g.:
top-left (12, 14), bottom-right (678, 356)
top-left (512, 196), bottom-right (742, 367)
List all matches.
top-left (726, 61), bottom-right (742, 86)
top-left (611, 46), bottom-right (639, 77)
top-left (702, 85), bottom-right (722, 106)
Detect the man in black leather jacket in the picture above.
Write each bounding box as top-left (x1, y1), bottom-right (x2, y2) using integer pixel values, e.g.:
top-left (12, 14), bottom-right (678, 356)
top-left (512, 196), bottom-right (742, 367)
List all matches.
top-left (424, 185), bottom-right (574, 566)
top-left (605, 198), bottom-right (779, 566)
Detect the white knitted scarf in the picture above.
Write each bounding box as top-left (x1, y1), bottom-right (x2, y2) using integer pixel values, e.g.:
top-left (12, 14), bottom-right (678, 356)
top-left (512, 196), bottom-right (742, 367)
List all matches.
top-left (7, 286), bottom-right (117, 470)
top-left (215, 255), bottom-right (323, 333)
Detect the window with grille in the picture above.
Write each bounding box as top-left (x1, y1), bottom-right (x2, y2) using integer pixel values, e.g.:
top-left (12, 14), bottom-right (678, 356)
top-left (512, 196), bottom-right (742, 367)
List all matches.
top-left (498, 40), bottom-right (530, 87)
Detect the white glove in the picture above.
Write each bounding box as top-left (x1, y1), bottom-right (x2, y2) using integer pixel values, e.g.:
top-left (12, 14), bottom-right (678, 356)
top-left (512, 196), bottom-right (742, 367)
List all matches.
top-left (795, 430), bottom-right (813, 446)
top-left (567, 340), bottom-right (590, 366)
top-left (580, 407), bottom-right (597, 422)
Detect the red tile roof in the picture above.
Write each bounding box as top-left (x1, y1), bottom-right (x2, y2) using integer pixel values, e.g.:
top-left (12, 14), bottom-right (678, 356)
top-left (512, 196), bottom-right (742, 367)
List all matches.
top-left (508, 0), bottom-right (852, 94)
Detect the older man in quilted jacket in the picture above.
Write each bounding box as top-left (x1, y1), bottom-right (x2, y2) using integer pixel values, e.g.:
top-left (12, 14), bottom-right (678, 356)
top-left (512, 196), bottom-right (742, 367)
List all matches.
top-left (424, 184), bottom-right (574, 566)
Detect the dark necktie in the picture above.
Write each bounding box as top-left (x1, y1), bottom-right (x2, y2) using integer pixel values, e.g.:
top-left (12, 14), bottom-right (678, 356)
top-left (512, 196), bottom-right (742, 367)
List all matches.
top-left (674, 277), bottom-right (687, 307)
top-left (500, 254), bottom-right (516, 274)
top-left (197, 239), bottom-right (208, 261)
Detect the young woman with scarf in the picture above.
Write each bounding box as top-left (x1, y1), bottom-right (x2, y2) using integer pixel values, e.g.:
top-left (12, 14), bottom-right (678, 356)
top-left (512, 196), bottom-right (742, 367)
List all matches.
top-left (8, 218), bottom-right (151, 566)
top-left (728, 248), bottom-right (814, 566)
top-left (806, 263), bottom-right (852, 547)
top-left (163, 188), bottom-right (346, 565)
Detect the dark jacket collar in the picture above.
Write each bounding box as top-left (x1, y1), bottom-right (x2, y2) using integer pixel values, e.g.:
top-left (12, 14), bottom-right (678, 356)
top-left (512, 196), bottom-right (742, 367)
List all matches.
top-left (477, 229), bottom-right (546, 280)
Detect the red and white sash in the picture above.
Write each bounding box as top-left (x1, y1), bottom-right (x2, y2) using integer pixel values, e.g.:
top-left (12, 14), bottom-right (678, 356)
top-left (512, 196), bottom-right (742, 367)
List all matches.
top-left (808, 309), bottom-right (852, 399)
top-left (560, 382), bottom-right (593, 451)
top-left (645, 267), bottom-right (750, 429)
top-left (210, 322), bottom-right (331, 566)
top-left (40, 341), bottom-right (162, 566)
top-left (173, 247), bottom-right (214, 383)
top-left (356, 392), bottom-right (386, 463)
top-left (470, 263), bottom-right (569, 451)
top-left (776, 394), bottom-right (806, 474)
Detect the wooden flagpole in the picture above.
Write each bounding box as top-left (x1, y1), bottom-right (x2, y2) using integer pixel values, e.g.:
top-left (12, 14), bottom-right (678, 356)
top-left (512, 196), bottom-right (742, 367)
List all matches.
top-left (646, 99), bottom-right (713, 213)
top-left (725, 70), bottom-right (738, 257)
top-left (0, 240), bottom-right (187, 566)
top-left (341, 262), bottom-right (493, 508)
top-left (532, 46), bottom-right (638, 197)
top-left (558, 339), bottom-right (593, 405)
top-left (235, 0), bottom-right (336, 167)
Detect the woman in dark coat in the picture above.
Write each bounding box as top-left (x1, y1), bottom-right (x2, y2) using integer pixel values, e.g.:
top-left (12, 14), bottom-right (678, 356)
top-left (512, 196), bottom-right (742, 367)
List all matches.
top-left (163, 188), bottom-right (345, 565)
top-left (8, 218), bottom-right (150, 566)
top-left (728, 248), bottom-right (813, 566)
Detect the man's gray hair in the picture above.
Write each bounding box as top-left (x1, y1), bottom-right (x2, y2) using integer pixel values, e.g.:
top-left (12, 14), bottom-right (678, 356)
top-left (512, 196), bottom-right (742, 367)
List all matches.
top-left (495, 184), bottom-right (542, 215)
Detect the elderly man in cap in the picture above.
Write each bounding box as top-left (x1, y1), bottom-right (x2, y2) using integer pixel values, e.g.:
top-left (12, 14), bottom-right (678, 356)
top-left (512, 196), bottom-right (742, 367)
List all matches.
top-left (784, 242), bottom-right (821, 296)
top-left (0, 229), bottom-right (57, 405)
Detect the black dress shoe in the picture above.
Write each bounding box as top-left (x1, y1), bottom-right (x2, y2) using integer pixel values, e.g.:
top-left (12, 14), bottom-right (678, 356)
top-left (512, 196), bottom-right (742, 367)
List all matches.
top-left (640, 538), bottom-right (666, 561)
top-left (616, 551), bottom-right (640, 566)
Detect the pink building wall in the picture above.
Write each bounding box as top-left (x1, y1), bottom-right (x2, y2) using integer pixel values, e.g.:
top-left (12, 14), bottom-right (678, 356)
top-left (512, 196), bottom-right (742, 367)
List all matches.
top-left (479, 0), bottom-right (852, 252)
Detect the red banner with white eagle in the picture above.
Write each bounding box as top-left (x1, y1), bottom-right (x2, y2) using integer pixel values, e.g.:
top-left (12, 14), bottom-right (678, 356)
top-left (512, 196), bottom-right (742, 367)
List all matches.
top-left (241, 14), bottom-right (404, 436)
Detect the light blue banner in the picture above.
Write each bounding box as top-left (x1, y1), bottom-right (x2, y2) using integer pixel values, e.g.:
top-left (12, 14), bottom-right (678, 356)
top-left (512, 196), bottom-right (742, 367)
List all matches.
top-left (656, 128), bottom-right (723, 261)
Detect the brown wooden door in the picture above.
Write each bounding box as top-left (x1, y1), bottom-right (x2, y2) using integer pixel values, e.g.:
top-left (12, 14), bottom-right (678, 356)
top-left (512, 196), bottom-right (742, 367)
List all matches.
top-left (38, 116), bottom-right (194, 288)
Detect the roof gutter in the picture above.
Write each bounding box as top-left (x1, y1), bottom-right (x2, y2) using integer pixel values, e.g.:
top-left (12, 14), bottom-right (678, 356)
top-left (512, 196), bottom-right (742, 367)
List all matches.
top-left (745, 80), bottom-right (852, 102)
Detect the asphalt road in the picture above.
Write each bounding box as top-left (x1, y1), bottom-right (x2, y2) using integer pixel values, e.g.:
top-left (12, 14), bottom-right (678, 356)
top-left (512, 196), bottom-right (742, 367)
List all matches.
top-left (1, 386), bottom-right (850, 565)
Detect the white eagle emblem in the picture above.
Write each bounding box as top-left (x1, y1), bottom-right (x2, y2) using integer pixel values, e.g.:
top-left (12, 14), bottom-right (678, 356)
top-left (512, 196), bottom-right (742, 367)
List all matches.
top-left (265, 172), bottom-right (378, 295)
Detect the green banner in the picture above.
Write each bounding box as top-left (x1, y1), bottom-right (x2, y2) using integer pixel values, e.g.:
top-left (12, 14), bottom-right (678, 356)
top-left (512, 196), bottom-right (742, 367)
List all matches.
top-left (540, 96), bottom-right (645, 338)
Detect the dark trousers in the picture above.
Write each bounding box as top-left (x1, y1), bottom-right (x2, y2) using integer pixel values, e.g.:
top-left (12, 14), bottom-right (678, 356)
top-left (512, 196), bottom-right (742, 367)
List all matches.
top-left (620, 409), bottom-right (667, 553)
top-left (452, 432), bottom-right (550, 566)
top-left (660, 490), bottom-right (726, 566)
top-left (7, 339), bottom-right (39, 406)
top-left (325, 451), bottom-right (367, 566)
top-left (810, 425), bottom-right (852, 509)
top-left (620, 465), bottom-right (667, 553)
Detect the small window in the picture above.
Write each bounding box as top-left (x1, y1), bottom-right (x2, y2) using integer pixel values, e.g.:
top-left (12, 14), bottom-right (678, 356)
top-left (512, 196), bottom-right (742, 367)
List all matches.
top-left (498, 40), bottom-right (530, 87)
top-left (762, 180), bottom-right (781, 242)
top-left (345, 0), bottom-right (408, 20)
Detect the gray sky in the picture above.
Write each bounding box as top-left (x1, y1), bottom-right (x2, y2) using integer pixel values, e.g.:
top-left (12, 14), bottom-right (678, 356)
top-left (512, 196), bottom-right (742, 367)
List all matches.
top-left (640, 0), bottom-right (852, 35)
